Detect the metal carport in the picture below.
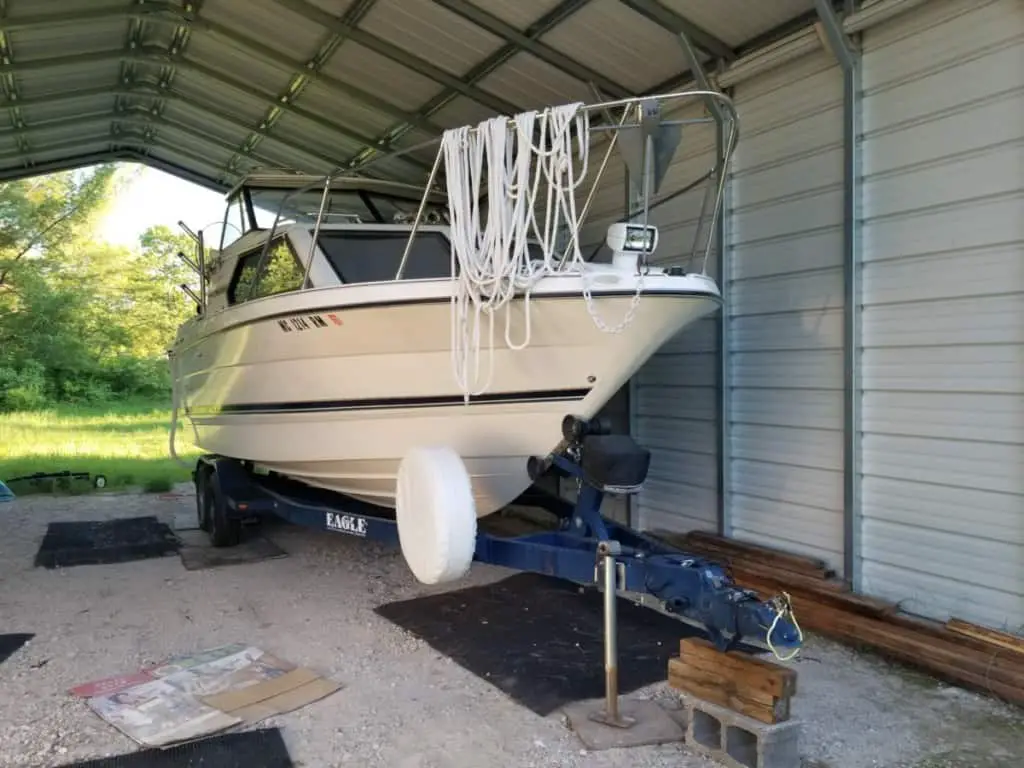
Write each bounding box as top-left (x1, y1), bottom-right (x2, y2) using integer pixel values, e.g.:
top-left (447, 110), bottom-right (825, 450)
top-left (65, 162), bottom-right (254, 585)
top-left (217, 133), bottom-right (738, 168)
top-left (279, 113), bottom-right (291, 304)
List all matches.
top-left (1, 0), bottom-right (1020, 634)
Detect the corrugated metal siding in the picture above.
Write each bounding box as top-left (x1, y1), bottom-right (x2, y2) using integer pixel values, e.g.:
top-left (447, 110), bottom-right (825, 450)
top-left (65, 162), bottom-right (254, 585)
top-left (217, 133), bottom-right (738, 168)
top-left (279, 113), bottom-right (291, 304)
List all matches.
top-left (630, 104), bottom-right (722, 535)
top-left (726, 49), bottom-right (846, 571)
top-left (859, 0), bottom-right (1024, 630)
top-left (562, 102), bottom-right (721, 531)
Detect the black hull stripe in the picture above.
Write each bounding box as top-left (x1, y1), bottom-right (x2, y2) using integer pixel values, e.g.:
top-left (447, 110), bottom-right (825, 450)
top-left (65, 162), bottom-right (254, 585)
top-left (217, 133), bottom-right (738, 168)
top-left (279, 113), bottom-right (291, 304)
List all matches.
top-left (186, 387), bottom-right (592, 416)
top-left (178, 288), bottom-right (722, 348)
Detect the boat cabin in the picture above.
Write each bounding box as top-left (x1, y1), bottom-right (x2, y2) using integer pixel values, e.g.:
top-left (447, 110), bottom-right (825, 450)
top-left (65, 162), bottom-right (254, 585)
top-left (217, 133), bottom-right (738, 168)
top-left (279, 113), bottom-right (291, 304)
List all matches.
top-left (188, 171), bottom-right (457, 316)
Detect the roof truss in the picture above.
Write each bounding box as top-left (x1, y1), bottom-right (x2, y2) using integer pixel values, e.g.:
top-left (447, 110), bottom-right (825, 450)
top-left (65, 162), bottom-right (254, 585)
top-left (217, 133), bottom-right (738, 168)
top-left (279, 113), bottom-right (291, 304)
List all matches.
top-left (0, 0), bottom-right (816, 188)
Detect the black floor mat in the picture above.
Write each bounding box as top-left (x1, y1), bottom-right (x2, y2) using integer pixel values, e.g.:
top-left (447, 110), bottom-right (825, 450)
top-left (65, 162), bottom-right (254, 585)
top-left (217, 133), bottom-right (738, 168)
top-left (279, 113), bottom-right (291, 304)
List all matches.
top-left (0, 633), bottom-right (33, 665)
top-left (52, 728), bottom-right (293, 767)
top-left (375, 572), bottom-right (703, 716)
top-left (34, 516), bottom-right (180, 569)
top-left (177, 529), bottom-right (288, 571)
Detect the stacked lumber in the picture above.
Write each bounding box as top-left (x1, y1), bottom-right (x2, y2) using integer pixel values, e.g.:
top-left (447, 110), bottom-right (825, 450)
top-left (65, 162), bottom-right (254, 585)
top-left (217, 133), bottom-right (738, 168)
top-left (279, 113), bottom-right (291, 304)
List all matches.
top-left (648, 529), bottom-right (1024, 709)
top-left (667, 637), bottom-right (797, 724)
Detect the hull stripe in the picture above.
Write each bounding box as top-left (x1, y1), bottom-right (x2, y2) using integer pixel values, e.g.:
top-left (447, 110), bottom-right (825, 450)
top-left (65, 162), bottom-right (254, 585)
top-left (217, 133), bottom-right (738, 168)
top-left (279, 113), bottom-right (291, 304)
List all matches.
top-left (186, 387), bottom-right (591, 416)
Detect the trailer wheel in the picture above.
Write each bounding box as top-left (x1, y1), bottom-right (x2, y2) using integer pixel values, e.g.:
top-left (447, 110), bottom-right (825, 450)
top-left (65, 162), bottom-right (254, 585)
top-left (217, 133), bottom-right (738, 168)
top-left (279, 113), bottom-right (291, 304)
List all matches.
top-left (206, 470), bottom-right (241, 548)
top-left (195, 466), bottom-right (212, 532)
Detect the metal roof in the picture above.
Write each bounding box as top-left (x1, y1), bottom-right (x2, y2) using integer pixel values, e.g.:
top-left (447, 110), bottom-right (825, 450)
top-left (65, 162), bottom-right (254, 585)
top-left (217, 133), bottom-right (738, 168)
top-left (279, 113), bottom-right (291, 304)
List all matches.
top-left (0, 0), bottom-right (818, 191)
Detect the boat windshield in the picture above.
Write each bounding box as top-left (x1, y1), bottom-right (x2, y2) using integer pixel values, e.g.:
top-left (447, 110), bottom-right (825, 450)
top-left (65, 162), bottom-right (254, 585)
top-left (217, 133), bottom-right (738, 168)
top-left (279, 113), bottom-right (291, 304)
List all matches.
top-left (317, 230), bottom-right (453, 283)
top-left (218, 173), bottom-right (449, 250)
top-left (315, 229), bottom-right (552, 285)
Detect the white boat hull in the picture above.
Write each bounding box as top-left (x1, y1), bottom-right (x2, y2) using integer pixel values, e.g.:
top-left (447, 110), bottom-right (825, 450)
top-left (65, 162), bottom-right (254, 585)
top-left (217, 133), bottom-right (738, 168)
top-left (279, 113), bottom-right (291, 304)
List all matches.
top-left (173, 269), bottom-right (721, 517)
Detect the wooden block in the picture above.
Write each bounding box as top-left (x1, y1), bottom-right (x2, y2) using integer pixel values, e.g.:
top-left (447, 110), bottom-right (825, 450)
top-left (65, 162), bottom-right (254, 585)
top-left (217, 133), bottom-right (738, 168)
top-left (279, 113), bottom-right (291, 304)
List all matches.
top-left (667, 657), bottom-right (789, 724)
top-left (679, 637), bottom-right (798, 698)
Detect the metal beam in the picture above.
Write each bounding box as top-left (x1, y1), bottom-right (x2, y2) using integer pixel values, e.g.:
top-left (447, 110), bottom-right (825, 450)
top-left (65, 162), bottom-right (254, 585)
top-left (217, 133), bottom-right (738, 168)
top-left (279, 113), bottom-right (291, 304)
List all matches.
top-left (675, 29), bottom-right (724, 123)
top-left (429, 0), bottom-right (630, 99)
top-left (271, 0), bottom-right (521, 115)
top-left (0, 108), bottom-right (300, 172)
top-left (714, 106), bottom-right (733, 540)
top-left (0, 7), bottom-right (29, 157)
top-left (0, 124), bottom-right (244, 191)
top-left (128, 150), bottom-right (229, 192)
top-left (617, 0), bottom-right (735, 61)
top-left (220, 0), bottom-right (377, 178)
top-left (815, 0), bottom-right (858, 71)
top-left (815, 0), bottom-right (861, 589)
top-left (0, 83), bottom-right (392, 179)
top-left (0, 48), bottom-right (433, 174)
top-left (0, 4), bottom-right (448, 139)
top-left (342, 0), bottom-right (597, 171)
top-left (0, 147), bottom-right (221, 192)
top-left (0, 119), bottom-right (258, 182)
top-left (157, 11), bottom-right (447, 135)
top-left (117, 135), bottom-right (252, 181)
top-left (0, 3), bottom-right (170, 32)
top-left (127, 0), bottom-right (202, 161)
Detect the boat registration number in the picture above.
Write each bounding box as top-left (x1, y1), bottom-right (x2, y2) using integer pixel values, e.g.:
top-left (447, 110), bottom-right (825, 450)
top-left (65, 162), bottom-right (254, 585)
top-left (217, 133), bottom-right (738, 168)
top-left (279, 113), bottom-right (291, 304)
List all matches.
top-left (325, 511), bottom-right (368, 537)
top-left (277, 313), bottom-right (342, 332)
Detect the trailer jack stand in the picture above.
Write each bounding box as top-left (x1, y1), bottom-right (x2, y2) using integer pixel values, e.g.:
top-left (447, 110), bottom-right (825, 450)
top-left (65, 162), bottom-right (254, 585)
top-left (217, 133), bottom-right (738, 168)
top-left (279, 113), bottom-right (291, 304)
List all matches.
top-left (565, 536), bottom-right (686, 749)
top-left (587, 541), bottom-right (636, 729)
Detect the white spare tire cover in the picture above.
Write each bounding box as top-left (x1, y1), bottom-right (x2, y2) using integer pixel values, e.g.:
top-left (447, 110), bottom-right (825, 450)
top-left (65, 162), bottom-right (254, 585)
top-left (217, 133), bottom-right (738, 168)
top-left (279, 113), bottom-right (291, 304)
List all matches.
top-left (396, 445), bottom-right (477, 585)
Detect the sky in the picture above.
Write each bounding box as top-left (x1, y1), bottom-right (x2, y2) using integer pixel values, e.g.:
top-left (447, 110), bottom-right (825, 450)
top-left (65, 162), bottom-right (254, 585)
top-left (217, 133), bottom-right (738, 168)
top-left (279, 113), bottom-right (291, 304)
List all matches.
top-left (98, 164), bottom-right (229, 248)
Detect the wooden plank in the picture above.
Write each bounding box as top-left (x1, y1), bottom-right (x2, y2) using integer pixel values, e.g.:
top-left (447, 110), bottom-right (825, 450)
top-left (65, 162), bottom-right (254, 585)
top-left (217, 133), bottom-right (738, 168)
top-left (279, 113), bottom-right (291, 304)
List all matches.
top-left (667, 657), bottom-right (789, 724)
top-left (679, 637), bottom-right (798, 698)
top-left (735, 575), bottom-right (1024, 704)
top-left (946, 619), bottom-right (1024, 657)
top-left (683, 530), bottom-right (836, 578)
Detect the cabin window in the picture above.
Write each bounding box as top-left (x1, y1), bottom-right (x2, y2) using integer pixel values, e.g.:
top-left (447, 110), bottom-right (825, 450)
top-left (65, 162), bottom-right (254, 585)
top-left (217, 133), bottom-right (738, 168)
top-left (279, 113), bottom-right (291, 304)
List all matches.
top-left (316, 230), bottom-right (453, 284)
top-left (228, 238), bottom-right (305, 305)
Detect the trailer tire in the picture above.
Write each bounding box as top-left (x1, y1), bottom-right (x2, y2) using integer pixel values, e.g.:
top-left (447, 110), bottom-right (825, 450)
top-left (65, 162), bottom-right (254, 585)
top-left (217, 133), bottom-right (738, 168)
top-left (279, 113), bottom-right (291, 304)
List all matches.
top-left (206, 470), bottom-right (241, 548)
top-left (395, 445), bottom-right (476, 585)
top-left (195, 466), bottom-right (212, 532)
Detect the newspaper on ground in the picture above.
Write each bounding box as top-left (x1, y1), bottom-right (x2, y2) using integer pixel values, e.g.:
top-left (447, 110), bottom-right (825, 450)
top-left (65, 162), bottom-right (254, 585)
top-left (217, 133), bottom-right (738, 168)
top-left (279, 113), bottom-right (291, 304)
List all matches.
top-left (71, 643), bottom-right (341, 748)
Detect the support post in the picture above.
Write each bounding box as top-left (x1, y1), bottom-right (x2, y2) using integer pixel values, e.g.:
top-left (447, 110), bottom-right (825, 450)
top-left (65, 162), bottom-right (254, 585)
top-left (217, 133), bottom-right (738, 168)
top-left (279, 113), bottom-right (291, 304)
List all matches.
top-left (588, 541), bottom-right (635, 729)
top-left (715, 114), bottom-right (731, 538)
top-left (676, 31), bottom-right (731, 536)
top-left (815, 0), bottom-right (862, 590)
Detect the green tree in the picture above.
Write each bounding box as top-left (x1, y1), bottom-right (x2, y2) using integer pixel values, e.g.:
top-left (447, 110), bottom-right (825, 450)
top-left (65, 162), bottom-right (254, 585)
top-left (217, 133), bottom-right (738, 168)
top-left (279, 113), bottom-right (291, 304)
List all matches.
top-left (0, 166), bottom-right (200, 410)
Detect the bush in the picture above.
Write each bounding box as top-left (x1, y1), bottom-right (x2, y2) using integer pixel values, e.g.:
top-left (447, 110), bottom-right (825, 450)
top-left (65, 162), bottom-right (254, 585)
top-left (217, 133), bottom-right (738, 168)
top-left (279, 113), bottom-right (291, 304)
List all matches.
top-left (0, 355), bottom-right (173, 413)
top-left (100, 356), bottom-right (171, 398)
top-left (143, 476), bottom-right (174, 493)
top-left (0, 362), bottom-right (49, 411)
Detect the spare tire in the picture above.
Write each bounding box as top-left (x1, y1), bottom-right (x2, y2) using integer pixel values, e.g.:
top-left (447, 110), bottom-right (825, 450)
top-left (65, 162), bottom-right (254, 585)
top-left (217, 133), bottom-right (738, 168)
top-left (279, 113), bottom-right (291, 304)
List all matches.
top-left (395, 445), bottom-right (477, 585)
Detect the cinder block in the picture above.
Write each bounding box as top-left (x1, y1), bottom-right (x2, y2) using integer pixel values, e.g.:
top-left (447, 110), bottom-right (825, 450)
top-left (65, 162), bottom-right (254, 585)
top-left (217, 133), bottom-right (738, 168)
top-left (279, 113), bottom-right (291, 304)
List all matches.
top-left (679, 692), bottom-right (801, 768)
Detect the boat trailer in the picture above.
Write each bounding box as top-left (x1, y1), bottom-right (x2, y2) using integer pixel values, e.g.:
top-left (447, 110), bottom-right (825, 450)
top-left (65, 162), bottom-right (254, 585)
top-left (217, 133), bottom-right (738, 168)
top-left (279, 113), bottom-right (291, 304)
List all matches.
top-left (192, 415), bottom-right (802, 726)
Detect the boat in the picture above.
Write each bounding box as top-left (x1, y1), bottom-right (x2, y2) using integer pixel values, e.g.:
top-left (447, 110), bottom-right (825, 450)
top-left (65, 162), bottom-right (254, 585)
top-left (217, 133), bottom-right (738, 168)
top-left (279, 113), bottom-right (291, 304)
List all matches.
top-left (168, 89), bottom-right (736, 520)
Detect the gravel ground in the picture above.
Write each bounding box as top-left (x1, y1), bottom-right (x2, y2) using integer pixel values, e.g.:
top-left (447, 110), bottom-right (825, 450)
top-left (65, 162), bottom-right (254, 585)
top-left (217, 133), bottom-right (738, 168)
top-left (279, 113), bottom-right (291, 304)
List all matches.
top-left (0, 486), bottom-right (1020, 768)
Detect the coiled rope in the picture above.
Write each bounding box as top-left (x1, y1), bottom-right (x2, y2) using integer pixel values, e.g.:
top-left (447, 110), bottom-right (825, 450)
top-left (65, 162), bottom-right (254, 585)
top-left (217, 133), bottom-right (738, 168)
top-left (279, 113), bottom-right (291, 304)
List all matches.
top-left (442, 103), bottom-right (644, 400)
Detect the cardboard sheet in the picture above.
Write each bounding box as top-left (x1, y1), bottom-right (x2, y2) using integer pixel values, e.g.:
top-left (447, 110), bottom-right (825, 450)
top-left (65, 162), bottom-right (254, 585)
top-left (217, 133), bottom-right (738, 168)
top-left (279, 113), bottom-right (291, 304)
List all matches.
top-left (72, 643), bottom-right (342, 748)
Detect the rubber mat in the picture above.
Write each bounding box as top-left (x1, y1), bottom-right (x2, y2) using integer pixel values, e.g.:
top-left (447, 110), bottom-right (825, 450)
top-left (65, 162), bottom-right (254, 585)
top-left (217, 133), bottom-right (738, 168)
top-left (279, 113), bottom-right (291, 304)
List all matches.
top-left (176, 529), bottom-right (287, 571)
top-left (0, 633), bottom-right (33, 666)
top-left (375, 572), bottom-right (703, 716)
top-left (52, 728), bottom-right (293, 767)
top-left (33, 516), bottom-right (180, 569)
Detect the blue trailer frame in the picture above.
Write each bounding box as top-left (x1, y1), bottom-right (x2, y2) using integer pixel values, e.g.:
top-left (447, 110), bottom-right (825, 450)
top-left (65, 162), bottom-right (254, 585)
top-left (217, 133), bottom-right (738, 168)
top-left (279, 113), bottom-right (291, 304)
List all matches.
top-left (190, 416), bottom-right (802, 658)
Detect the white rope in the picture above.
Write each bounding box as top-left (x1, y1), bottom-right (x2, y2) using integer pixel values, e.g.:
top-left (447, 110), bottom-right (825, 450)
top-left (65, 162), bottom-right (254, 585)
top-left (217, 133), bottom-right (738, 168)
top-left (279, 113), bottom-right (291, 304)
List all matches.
top-left (441, 103), bottom-right (644, 399)
top-left (766, 592), bottom-right (803, 662)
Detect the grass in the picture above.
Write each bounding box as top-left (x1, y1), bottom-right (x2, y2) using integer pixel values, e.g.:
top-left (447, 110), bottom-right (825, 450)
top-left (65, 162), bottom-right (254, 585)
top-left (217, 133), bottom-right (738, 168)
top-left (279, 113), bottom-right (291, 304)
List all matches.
top-left (0, 399), bottom-right (201, 495)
